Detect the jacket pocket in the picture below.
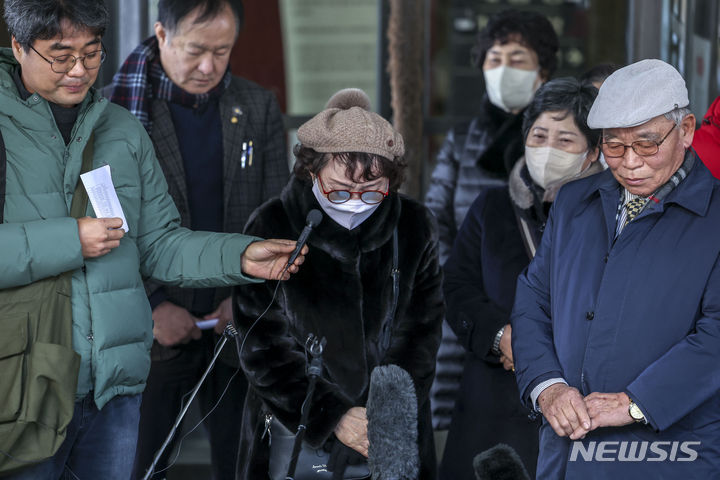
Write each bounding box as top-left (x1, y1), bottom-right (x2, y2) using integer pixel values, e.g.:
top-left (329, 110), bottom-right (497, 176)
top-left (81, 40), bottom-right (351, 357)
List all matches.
top-left (0, 313), bottom-right (29, 423)
top-left (21, 341), bottom-right (80, 429)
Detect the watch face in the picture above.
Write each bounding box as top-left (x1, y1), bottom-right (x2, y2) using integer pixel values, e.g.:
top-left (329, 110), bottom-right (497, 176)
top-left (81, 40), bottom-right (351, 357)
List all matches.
top-left (630, 403), bottom-right (643, 420)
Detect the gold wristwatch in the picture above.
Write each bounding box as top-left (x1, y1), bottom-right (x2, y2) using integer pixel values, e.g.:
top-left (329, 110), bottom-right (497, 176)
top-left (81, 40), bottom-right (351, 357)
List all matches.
top-left (628, 399), bottom-right (647, 424)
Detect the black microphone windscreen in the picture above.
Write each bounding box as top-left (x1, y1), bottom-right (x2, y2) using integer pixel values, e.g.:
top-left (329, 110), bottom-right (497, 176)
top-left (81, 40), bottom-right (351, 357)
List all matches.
top-left (306, 209), bottom-right (323, 227)
top-left (367, 364), bottom-right (419, 480)
top-left (473, 444), bottom-right (530, 480)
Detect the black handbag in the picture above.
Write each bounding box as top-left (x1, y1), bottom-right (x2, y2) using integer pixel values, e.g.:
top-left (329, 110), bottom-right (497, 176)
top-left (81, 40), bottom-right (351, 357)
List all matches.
top-left (267, 416), bottom-right (370, 480)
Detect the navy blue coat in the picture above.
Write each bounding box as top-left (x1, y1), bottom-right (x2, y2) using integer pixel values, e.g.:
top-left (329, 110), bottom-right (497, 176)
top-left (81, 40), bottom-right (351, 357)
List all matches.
top-left (511, 157), bottom-right (720, 478)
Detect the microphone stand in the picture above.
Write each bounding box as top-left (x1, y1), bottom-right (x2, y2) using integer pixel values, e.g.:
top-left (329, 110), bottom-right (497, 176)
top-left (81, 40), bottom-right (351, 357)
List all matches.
top-left (142, 323), bottom-right (239, 480)
top-left (286, 334), bottom-right (327, 480)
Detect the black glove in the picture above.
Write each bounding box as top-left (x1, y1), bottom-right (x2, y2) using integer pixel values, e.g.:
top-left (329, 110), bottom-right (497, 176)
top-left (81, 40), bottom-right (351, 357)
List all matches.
top-left (327, 438), bottom-right (366, 480)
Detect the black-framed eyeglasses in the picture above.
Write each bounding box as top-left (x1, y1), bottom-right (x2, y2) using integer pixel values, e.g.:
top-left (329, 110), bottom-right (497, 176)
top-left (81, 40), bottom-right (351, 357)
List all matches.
top-left (30, 44), bottom-right (106, 74)
top-left (601, 124), bottom-right (676, 158)
top-left (317, 175), bottom-right (388, 204)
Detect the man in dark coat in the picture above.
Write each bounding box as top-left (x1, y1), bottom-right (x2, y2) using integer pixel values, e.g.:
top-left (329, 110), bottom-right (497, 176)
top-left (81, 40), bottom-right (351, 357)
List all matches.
top-left (512, 59), bottom-right (720, 478)
top-left (106, 1), bottom-right (288, 478)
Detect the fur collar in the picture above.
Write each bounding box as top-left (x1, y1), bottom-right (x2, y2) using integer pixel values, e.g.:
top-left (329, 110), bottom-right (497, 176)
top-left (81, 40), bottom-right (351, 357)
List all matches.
top-left (280, 176), bottom-right (401, 263)
top-left (508, 157), bottom-right (535, 210)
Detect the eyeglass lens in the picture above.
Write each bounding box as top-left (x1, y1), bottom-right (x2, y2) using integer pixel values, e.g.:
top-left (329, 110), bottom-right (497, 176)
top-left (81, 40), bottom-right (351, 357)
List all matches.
top-left (51, 51), bottom-right (105, 73)
top-left (603, 141), bottom-right (660, 157)
top-left (602, 124), bottom-right (676, 158)
top-left (327, 190), bottom-right (385, 204)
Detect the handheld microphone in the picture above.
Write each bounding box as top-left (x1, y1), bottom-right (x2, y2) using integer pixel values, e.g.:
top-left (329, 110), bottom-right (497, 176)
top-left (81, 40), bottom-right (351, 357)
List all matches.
top-left (367, 364), bottom-right (419, 480)
top-left (286, 209), bottom-right (322, 268)
top-left (473, 444), bottom-right (530, 480)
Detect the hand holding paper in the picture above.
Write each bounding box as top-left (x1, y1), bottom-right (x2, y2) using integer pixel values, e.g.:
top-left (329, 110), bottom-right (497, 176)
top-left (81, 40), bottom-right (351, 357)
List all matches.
top-left (80, 165), bottom-right (129, 232)
top-left (77, 217), bottom-right (125, 258)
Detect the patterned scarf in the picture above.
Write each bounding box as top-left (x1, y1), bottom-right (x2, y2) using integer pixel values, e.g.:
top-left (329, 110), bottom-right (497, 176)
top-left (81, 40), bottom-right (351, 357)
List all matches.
top-left (614, 149), bottom-right (696, 236)
top-left (107, 36), bottom-right (231, 133)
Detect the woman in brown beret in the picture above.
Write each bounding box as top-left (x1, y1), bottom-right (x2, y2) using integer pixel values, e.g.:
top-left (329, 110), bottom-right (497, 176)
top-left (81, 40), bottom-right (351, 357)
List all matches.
top-left (233, 88), bottom-right (443, 479)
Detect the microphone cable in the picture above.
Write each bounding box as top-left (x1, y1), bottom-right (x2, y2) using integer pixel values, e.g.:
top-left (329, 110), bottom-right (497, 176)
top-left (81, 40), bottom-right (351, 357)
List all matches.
top-left (146, 278), bottom-right (285, 478)
top-left (151, 329), bottom-right (242, 478)
top-left (146, 212), bottom-right (316, 477)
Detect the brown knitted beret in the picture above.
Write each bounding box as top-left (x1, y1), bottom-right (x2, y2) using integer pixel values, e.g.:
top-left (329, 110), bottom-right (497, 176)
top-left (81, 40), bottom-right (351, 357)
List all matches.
top-left (297, 88), bottom-right (405, 160)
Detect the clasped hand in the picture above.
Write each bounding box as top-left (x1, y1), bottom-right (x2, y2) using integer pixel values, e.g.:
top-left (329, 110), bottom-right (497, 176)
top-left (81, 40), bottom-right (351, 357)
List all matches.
top-left (537, 384), bottom-right (635, 440)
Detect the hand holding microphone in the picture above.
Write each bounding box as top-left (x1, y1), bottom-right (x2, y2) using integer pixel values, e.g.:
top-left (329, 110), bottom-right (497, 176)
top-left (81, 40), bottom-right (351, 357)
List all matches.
top-left (287, 209), bottom-right (323, 267)
top-left (240, 209), bottom-right (322, 281)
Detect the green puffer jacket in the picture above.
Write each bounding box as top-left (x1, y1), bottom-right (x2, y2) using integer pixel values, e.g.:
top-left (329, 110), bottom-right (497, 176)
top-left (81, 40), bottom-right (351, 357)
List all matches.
top-left (0, 49), bottom-right (261, 409)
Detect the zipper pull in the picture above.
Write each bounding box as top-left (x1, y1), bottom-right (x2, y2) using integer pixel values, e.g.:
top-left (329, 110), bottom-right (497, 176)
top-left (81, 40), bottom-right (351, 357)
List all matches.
top-left (261, 413), bottom-right (272, 444)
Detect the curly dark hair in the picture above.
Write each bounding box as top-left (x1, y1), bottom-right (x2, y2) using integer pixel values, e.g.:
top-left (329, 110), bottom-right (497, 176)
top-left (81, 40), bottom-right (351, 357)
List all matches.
top-left (471, 9), bottom-right (559, 80)
top-left (292, 146), bottom-right (407, 191)
top-left (521, 77), bottom-right (601, 150)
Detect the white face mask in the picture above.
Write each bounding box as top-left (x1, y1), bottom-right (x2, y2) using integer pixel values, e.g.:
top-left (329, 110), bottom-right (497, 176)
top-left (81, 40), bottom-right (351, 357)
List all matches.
top-left (484, 66), bottom-right (540, 112)
top-left (525, 146), bottom-right (588, 190)
top-left (311, 178), bottom-right (381, 230)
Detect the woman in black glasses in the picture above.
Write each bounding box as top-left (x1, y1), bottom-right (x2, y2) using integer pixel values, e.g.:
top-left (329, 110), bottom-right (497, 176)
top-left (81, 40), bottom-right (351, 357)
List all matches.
top-left (233, 88), bottom-right (443, 480)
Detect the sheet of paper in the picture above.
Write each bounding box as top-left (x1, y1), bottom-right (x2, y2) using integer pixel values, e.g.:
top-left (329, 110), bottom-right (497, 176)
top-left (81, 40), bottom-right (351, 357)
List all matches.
top-left (196, 318), bottom-right (218, 330)
top-left (80, 165), bottom-right (129, 232)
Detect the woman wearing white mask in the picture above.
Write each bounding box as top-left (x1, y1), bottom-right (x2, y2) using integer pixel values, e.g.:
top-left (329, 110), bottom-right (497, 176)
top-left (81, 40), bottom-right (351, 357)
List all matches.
top-left (425, 8), bottom-right (559, 440)
top-left (440, 78), bottom-right (601, 479)
top-left (233, 88), bottom-right (444, 480)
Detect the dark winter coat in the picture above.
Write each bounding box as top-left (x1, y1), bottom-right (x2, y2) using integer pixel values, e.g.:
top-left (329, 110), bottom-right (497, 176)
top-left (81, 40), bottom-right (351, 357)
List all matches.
top-left (425, 95), bottom-right (525, 429)
top-left (440, 158), bottom-right (604, 479)
top-left (233, 176), bottom-right (444, 479)
top-left (142, 75), bottom-right (289, 316)
top-left (512, 156), bottom-right (720, 478)
top-left (439, 161), bottom-right (544, 479)
top-left (425, 95), bottom-right (525, 264)
top-left (134, 75), bottom-right (289, 364)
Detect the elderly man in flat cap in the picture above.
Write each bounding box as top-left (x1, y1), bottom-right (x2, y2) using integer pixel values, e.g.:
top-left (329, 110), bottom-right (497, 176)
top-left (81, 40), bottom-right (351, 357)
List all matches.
top-left (511, 58), bottom-right (720, 477)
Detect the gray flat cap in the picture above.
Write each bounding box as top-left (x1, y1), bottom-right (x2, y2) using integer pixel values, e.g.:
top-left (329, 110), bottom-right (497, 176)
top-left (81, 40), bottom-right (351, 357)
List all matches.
top-left (587, 59), bottom-right (688, 129)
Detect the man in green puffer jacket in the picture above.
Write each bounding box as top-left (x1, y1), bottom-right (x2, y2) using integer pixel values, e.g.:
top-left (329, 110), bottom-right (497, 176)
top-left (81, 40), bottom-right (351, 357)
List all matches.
top-left (0, 1), bottom-right (305, 479)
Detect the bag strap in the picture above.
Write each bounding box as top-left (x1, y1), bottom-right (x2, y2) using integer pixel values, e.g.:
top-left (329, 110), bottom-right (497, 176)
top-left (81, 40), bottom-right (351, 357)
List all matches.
top-left (69, 133), bottom-right (95, 219)
top-left (512, 205), bottom-right (538, 260)
top-left (0, 129), bottom-right (6, 223)
top-left (379, 227), bottom-right (400, 354)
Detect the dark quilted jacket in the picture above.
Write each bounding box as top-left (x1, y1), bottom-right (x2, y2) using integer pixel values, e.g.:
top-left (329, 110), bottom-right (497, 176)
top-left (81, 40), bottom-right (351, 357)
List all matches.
top-left (425, 95), bottom-right (525, 429)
